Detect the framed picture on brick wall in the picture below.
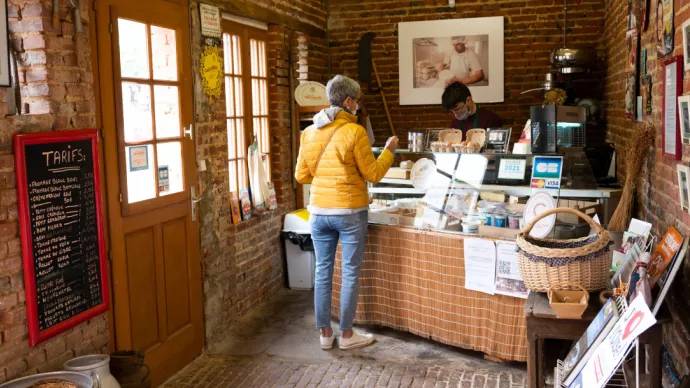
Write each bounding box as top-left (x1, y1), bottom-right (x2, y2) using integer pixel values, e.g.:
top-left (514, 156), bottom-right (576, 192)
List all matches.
top-left (398, 17), bottom-right (504, 105)
top-left (663, 56), bottom-right (682, 160)
top-left (0, 0), bottom-right (9, 87)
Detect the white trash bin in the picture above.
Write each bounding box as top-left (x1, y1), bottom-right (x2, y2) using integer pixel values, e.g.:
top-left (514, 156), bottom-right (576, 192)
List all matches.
top-left (282, 209), bottom-right (315, 290)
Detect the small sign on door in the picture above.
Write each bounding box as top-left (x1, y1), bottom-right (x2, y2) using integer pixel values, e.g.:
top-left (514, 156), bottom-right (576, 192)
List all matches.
top-left (158, 165), bottom-right (170, 193)
top-left (129, 146), bottom-right (149, 172)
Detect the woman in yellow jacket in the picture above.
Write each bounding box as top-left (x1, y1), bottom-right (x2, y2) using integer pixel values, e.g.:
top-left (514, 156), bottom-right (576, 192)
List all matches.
top-left (295, 75), bottom-right (398, 350)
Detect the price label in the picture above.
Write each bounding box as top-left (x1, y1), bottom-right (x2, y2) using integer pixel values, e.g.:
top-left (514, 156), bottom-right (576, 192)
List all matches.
top-left (498, 159), bottom-right (527, 180)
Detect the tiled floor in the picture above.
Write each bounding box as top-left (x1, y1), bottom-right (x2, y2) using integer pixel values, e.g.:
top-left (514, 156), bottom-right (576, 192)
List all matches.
top-left (161, 290), bottom-right (527, 388)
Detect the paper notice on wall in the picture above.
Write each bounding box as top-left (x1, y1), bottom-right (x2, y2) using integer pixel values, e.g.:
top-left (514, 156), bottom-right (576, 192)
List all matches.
top-left (464, 238), bottom-right (496, 295)
top-left (580, 295), bottom-right (657, 388)
top-left (199, 3), bottom-right (222, 38)
top-left (494, 242), bottom-right (529, 299)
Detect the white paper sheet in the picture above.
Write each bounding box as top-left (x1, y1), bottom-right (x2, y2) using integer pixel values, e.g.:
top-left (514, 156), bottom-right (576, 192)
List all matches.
top-left (494, 242), bottom-right (529, 299)
top-left (665, 61), bottom-right (678, 156)
top-left (464, 238), bottom-right (497, 295)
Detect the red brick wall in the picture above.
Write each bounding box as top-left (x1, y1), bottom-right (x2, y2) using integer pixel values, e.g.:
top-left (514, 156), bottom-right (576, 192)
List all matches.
top-left (190, 1), bottom-right (328, 344)
top-left (603, 0), bottom-right (690, 377)
top-left (328, 0), bottom-right (606, 145)
top-left (0, 0), bottom-right (108, 383)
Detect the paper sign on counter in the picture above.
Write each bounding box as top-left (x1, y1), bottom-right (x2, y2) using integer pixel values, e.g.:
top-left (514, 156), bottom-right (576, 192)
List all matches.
top-left (464, 238), bottom-right (496, 295)
top-left (495, 242), bottom-right (529, 299)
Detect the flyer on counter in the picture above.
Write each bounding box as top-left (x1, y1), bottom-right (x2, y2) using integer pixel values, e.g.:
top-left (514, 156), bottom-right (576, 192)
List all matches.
top-left (494, 241), bottom-right (529, 299)
top-left (464, 238), bottom-right (497, 295)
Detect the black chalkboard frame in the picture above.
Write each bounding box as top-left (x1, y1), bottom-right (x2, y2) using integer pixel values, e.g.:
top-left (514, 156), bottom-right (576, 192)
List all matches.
top-left (14, 129), bottom-right (110, 346)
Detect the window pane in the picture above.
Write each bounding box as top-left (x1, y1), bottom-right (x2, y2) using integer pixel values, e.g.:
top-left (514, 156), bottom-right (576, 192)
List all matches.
top-left (234, 77), bottom-right (243, 117)
top-left (250, 39), bottom-right (258, 77)
top-left (122, 82), bottom-right (153, 142)
top-left (151, 25), bottom-right (178, 81)
top-left (251, 79), bottom-right (259, 116)
top-left (154, 85), bottom-right (180, 139)
top-left (260, 79), bottom-right (268, 115)
top-left (118, 19), bottom-right (149, 79)
top-left (126, 144), bottom-right (156, 203)
top-left (225, 76), bottom-right (234, 117)
top-left (261, 117), bottom-right (269, 154)
top-left (223, 34), bottom-right (232, 73)
top-left (157, 142), bottom-right (184, 196)
top-left (238, 159), bottom-right (248, 190)
top-left (236, 118), bottom-right (245, 157)
top-left (228, 160), bottom-right (237, 193)
top-left (232, 35), bottom-right (241, 75)
top-left (227, 119), bottom-right (236, 159)
top-left (259, 41), bottom-right (266, 77)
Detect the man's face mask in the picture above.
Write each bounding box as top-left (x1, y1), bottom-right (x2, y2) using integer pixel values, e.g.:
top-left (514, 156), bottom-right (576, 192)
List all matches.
top-left (452, 100), bottom-right (470, 121)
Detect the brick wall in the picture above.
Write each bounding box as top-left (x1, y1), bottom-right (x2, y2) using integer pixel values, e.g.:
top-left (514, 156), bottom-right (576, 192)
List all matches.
top-left (328, 0), bottom-right (606, 145)
top-left (0, 0), bottom-right (107, 383)
top-left (603, 0), bottom-right (690, 378)
top-left (189, 0), bottom-right (327, 344)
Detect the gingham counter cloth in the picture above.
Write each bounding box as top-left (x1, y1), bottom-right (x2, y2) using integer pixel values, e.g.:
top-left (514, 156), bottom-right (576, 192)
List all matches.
top-left (332, 225), bottom-right (527, 362)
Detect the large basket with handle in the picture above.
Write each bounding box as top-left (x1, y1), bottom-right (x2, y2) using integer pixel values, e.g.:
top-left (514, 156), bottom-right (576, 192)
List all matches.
top-left (517, 207), bottom-right (611, 292)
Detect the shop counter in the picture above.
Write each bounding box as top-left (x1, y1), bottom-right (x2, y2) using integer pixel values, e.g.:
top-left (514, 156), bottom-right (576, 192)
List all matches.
top-left (333, 224), bottom-right (527, 362)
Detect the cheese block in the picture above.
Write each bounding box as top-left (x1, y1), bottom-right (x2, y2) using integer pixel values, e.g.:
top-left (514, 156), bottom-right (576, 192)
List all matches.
top-left (480, 192), bottom-right (506, 203)
top-left (384, 168), bottom-right (411, 179)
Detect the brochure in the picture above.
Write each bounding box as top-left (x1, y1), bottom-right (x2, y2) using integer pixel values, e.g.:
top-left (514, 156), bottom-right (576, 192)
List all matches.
top-left (562, 298), bottom-right (621, 386)
top-left (647, 226), bottom-right (684, 287)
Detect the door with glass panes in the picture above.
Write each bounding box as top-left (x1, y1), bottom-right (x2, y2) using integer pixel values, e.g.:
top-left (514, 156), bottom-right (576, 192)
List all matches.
top-left (95, 0), bottom-right (202, 385)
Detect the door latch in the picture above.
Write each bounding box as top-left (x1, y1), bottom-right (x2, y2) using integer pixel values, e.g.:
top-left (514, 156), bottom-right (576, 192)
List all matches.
top-left (191, 186), bottom-right (202, 222)
top-left (184, 125), bottom-right (194, 140)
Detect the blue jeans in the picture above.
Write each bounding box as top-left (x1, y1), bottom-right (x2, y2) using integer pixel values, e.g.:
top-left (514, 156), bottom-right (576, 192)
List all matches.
top-left (311, 212), bottom-right (368, 330)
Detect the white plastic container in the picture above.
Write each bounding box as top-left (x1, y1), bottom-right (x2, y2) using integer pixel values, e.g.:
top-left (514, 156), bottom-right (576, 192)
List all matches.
top-left (282, 209), bottom-right (316, 291)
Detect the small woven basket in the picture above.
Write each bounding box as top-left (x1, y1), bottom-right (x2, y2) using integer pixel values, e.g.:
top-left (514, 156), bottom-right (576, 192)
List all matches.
top-left (517, 207), bottom-right (611, 292)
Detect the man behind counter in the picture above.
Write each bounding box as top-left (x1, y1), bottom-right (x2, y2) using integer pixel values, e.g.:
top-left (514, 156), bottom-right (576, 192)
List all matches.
top-left (442, 81), bottom-right (502, 136)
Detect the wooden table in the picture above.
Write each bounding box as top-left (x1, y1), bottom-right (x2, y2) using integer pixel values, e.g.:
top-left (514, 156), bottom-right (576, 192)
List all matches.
top-left (524, 292), bottom-right (667, 388)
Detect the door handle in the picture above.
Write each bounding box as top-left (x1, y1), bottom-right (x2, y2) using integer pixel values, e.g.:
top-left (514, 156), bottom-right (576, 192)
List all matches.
top-left (191, 186), bottom-right (202, 221)
top-left (184, 124), bottom-right (194, 140)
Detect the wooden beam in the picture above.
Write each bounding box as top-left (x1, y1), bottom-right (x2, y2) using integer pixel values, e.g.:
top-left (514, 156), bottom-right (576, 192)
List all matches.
top-left (210, 0), bottom-right (326, 38)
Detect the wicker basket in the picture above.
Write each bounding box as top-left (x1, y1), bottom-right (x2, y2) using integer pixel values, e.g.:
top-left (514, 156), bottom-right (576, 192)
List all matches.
top-left (517, 207), bottom-right (611, 292)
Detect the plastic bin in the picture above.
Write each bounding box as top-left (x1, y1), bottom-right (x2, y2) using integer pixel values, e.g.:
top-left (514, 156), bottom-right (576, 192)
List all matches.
top-left (282, 209), bottom-right (315, 290)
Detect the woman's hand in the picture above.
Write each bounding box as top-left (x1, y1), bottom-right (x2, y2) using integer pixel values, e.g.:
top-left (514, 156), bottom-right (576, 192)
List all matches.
top-left (385, 136), bottom-right (399, 152)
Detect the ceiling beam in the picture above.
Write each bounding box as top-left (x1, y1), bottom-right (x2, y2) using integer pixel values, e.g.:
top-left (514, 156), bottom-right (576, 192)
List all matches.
top-left (209, 0), bottom-right (326, 38)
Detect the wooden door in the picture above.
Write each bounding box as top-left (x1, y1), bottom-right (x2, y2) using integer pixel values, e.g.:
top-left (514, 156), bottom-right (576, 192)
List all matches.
top-left (95, 0), bottom-right (203, 385)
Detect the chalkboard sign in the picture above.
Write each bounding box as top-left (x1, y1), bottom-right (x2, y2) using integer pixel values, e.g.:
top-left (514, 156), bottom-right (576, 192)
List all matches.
top-left (14, 129), bottom-right (109, 346)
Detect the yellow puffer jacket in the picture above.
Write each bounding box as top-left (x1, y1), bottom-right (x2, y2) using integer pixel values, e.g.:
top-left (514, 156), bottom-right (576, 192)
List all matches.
top-left (295, 110), bottom-right (394, 210)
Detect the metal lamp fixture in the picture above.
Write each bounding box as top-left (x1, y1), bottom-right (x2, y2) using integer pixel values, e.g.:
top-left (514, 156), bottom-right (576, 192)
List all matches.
top-left (550, 0), bottom-right (597, 74)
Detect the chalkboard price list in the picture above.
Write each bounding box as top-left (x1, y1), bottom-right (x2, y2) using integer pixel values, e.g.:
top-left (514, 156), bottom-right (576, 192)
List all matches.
top-left (25, 140), bottom-right (103, 331)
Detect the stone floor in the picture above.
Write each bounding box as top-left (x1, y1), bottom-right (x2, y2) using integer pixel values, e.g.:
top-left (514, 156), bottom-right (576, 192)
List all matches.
top-left (161, 289), bottom-right (527, 388)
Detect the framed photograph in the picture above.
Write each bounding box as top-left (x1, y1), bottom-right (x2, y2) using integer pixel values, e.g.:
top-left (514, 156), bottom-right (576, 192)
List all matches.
top-left (678, 95), bottom-right (690, 144)
top-left (679, 164), bottom-right (690, 212)
top-left (0, 0), bottom-right (9, 87)
top-left (661, 0), bottom-right (674, 56)
top-left (683, 19), bottom-right (690, 71)
top-left (663, 56), bottom-right (682, 160)
top-left (398, 17), bottom-right (504, 105)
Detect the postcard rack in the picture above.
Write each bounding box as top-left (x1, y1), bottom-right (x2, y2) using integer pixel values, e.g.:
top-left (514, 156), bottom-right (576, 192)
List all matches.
top-left (554, 296), bottom-right (642, 388)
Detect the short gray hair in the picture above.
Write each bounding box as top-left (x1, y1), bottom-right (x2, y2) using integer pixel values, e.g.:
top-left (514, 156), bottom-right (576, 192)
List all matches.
top-left (326, 75), bottom-right (360, 107)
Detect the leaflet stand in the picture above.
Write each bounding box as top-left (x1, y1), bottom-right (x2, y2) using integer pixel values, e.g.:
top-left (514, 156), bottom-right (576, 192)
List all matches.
top-left (554, 296), bottom-right (635, 388)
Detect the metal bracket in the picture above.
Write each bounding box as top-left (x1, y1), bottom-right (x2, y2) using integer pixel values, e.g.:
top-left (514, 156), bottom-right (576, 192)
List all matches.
top-left (184, 125), bottom-right (194, 140)
top-left (191, 186), bottom-right (202, 222)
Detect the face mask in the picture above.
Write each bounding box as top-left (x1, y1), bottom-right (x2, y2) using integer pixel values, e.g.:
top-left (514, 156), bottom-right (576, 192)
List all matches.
top-left (454, 107), bottom-right (470, 121)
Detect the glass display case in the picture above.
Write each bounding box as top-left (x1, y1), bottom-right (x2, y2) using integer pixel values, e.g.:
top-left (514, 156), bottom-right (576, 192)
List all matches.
top-left (368, 147), bottom-right (621, 237)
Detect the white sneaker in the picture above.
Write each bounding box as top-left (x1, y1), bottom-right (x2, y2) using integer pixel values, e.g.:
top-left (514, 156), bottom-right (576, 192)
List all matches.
top-left (339, 330), bottom-right (375, 350)
top-left (320, 334), bottom-right (335, 350)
